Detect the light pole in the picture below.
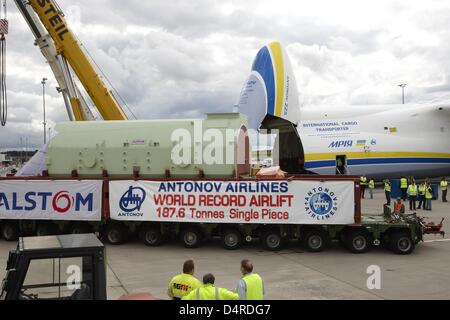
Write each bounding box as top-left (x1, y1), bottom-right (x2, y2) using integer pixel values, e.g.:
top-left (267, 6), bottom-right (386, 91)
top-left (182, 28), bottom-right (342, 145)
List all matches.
top-left (398, 83), bottom-right (407, 104)
top-left (41, 77), bottom-right (48, 144)
top-left (20, 137), bottom-right (23, 165)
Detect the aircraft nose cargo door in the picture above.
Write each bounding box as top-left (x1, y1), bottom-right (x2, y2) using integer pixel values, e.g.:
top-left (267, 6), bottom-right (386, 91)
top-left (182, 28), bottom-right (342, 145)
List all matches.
top-left (262, 116), bottom-right (305, 174)
top-left (236, 41), bottom-right (306, 173)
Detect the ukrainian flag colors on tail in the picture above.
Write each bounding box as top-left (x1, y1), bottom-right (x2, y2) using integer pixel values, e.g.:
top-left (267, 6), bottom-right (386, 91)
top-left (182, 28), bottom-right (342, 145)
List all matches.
top-left (237, 41), bottom-right (300, 128)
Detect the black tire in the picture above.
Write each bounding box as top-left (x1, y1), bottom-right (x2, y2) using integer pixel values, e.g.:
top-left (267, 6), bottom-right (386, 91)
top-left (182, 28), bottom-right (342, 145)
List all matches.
top-left (103, 223), bottom-right (128, 245)
top-left (302, 229), bottom-right (328, 252)
top-left (36, 223), bottom-right (59, 236)
top-left (261, 230), bottom-right (284, 251)
top-left (69, 223), bottom-right (93, 234)
top-left (344, 229), bottom-right (373, 253)
top-left (389, 231), bottom-right (415, 255)
top-left (180, 228), bottom-right (202, 248)
top-left (1, 222), bottom-right (19, 241)
top-left (221, 229), bottom-right (243, 250)
top-left (139, 225), bottom-right (164, 247)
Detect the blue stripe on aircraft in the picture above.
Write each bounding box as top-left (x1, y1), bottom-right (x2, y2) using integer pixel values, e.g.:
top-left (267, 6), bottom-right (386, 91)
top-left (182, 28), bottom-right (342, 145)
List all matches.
top-left (304, 157), bottom-right (450, 169)
top-left (251, 46), bottom-right (275, 116)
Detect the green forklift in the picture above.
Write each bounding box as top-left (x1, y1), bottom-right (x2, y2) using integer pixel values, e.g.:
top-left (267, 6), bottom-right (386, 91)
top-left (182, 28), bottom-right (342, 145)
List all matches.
top-left (1, 234), bottom-right (107, 300)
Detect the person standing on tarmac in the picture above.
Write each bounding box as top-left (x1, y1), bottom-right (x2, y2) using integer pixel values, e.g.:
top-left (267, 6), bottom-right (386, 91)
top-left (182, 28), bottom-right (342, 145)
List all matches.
top-left (400, 176), bottom-right (408, 201)
top-left (236, 259), bottom-right (264, 300)
top-left (424, 181), bottom-right (433, 211)
top-left (408, 179), bottom-right (418, 211)
top-left (168, 260), bottom-right (202, 300)
top-left (368, 178), bottom-right (375, 199)
top-left (384, 179), bottom-right (392, 205)
top-left (441, 177), bottom-right (448, 202)
top-left (182, 273), bottom-right (239, 300)
top-left (417, 181), bottom-right (426, 209)
top-left (360, 175), bottom-right (368, 199)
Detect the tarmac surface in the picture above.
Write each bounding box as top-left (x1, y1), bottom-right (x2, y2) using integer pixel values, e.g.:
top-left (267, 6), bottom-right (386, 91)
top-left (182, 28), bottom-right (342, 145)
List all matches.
top-left (0, 189), bottom-right (449, 300)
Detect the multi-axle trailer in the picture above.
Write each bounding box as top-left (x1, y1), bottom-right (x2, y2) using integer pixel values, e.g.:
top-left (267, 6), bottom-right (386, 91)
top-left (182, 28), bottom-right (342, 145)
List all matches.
top-left (0, 174), bottom-right (423, 255)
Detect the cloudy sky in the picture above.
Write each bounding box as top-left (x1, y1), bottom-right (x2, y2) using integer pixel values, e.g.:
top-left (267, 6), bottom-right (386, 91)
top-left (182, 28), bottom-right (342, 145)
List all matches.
top-left (1, 0), bottom-right (450, 149)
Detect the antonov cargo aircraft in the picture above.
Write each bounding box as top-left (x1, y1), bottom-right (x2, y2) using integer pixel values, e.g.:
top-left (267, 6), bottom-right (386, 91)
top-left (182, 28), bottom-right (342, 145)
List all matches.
top-left (237, 42), bottom-right (450, 179)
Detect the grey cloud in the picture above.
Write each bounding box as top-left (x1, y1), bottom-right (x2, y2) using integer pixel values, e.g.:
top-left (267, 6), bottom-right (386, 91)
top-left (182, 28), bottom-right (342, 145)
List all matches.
top-left (1, 0), bottom-right (450, 149)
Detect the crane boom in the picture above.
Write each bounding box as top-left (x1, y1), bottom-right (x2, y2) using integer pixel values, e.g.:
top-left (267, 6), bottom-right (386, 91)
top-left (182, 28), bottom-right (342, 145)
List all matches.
top-left (28, 0), bottom-right (128, 121)
top-left (14, 0), bottom-right (95, 121)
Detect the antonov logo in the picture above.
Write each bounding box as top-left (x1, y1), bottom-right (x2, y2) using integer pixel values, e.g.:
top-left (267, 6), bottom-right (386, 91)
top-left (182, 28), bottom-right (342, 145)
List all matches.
top-left (305, 187), bottom-right (338, 220)
top-left (328, 140), bottom-right (353, 148)
top-left (119, 186), bottom-right (146, 213)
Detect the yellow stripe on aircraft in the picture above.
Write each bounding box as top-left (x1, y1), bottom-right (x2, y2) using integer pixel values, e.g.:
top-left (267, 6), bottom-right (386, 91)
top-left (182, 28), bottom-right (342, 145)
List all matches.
top-left (269, 42), bottom-right (284, 117)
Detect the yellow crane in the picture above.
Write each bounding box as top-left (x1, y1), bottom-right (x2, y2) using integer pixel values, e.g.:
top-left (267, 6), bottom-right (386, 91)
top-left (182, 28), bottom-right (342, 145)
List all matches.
top-left (14, 0), bottom-right (128, 121)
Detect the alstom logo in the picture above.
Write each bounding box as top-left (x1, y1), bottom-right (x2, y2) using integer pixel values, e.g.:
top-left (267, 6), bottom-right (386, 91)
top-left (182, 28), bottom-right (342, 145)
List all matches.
top-left (0, 191), bottom-right (94, 214)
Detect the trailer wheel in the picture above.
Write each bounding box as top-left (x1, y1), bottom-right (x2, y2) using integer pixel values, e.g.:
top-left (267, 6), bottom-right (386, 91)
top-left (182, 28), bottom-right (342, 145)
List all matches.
top-left (389, 231), bottom-right (415, 255)
top-left (180, 228), bottom-right (202, 248)
top-left (69, 223), bottom-right (93, 234)
top-left (344, 229), bottom-right (373, 254)
top-left (302, 229), bottom-right (328, 252)
top-left (36, 223), bottom-right (59, 236)
top-left (221, 229), bottom-right (243, 250)
top-left (140, 225), bottom-right (164, 247)
top-left (1, 222), bottom-right (19, 241)
top-left (104, 223), bottom-right (128, 245)
top-left (261, 230), bottom-right (284, 251)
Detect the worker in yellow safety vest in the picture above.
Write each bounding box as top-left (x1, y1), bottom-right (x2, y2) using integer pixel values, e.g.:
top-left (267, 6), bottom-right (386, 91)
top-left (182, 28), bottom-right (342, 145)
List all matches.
top-left (424, 182), bottom-right (433, 211)
top-left (384, 179), bottom-right (391, 205)
top-left (182, 273), bottom-right (239, 300)
top-left (236, 259), bottom-right (264, 300)
top-left (417, 182), bottom-right (426, 209)
top-left (441, 177), bottom-right (448, 202)
top-left (400, 177), bottom-right (408, 201)
top-left (407, 180), bottom-right (418, 211)
top-left (368, 178), bottom-right (375, 199)
top-left (360, 175), bottom-right (368, 199)
top-left (168, 260), bottom-right (202, 300)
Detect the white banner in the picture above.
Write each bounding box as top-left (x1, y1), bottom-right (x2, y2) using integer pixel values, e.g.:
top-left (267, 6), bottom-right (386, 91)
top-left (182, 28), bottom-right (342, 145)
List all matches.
top-left (109, 180), bottom-right (355, 225)
top-left (0, 180), bottom-right (103, 221)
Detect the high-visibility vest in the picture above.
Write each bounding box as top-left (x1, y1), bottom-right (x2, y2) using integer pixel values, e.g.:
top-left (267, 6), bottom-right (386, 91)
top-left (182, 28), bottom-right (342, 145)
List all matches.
top-left (418, 184), bottom-right (426, 195)
top-left (360, 176), bottom-right (368, 186)
top-left (384, 182), bottom-right (391, 192)
top-left (182, 284), bottom-right (239, 300)
top-left (441, 181), bottom-right (448, 190)
top-left (196, 285), bottom-right (219, 300)
top-left (242, 273), bottom-right (264, 300)
top-left (425, 186), bottom-right (433, 199)
top-left (368, 180), bottom-right (375, 189)
top-left (168, 273), bottom-right (202, 299)
top-left (408, 184), bottom-right (418, 196)
top-left (400, 178), bottom-right (408, 188)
